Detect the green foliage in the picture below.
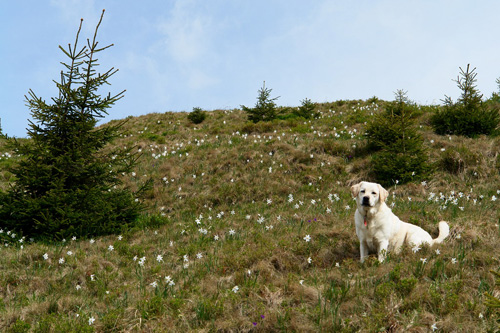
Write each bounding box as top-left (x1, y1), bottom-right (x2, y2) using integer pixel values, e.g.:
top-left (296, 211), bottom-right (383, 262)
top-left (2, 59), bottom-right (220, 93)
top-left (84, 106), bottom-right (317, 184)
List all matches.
top-left (365, 90), bottom-right (432, 186)
top-left (431, 65), bottom-right (500, 137)
top-left (242, 81), bottom-right (280, 123)
top-left (292, 98), bottom-right (319, 119)
top-left (484, 270), bottom-right (500, 311)
top-left (195, 299), bottom-right (224, 324)
top-left (7, 319), bottom-right (31, 333)
top-left (486, 77), bottom-right (500, 105)
top-left (0, 11), bottom-right (145, 241)
top-left (188, 107), bottom-right (207, 124)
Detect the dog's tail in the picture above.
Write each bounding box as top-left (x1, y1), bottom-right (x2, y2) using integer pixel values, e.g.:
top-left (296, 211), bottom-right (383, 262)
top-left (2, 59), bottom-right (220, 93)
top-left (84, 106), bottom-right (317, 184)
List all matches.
top-left (432, 221), bottom-right (450, 245)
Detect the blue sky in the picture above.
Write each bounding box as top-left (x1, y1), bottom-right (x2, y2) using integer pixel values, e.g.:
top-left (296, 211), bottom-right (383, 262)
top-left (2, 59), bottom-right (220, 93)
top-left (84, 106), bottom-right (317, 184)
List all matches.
top-left (1, 0), bottom-right (499, 137)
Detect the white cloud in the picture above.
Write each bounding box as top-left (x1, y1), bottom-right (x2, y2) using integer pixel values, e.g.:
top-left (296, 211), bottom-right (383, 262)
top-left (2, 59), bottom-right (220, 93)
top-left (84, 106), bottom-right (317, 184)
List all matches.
top-left (157, 0), bottom-right (215, 64)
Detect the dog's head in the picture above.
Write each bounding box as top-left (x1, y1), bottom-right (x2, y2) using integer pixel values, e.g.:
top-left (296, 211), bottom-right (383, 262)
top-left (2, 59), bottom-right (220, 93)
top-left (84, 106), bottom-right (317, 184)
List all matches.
top-left (351, 181), bottom-right (388, 209)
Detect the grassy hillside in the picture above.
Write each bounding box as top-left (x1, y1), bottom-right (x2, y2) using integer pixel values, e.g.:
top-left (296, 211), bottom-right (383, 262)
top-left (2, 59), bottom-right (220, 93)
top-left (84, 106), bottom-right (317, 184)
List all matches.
top-left (1, 100), bottom-right (499, 332)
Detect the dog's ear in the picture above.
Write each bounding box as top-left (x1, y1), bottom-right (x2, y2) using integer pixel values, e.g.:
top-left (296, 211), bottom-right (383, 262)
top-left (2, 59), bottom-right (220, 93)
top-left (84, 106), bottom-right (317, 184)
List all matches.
top-left (351, 183), bottom-right (361, 197)
top-left (378, 184), bottom-right (389, 202)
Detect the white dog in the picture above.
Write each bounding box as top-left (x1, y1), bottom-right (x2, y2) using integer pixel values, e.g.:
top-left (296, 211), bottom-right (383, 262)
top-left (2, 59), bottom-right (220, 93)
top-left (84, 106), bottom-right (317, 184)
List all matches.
top-left (351, 181), bottom-right (450, 262)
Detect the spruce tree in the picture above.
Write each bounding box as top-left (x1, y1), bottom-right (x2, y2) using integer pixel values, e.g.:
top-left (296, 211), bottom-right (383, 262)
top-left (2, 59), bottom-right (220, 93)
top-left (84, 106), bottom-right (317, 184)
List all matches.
top-left (242, 81), bottom-right (280, 123)
top-left (365, 90), bottom-right (432, 186)
top-left (431, 65), bottom-right (499, 137)
top-left (0, 10), bottom-right (144, 241)
top-left (293, 98), bottom-right (319, 119)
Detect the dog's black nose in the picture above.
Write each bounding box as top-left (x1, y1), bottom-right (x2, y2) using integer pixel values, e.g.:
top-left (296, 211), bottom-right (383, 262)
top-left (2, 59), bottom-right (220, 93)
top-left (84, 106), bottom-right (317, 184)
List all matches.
top-left (362, 197), bottom-right (370, 206)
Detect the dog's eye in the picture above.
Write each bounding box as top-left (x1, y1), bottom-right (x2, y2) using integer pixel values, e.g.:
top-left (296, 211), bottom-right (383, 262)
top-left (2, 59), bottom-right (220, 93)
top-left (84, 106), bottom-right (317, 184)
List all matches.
top-left (360, 190), bottom-right (365, 193)
top-left (372, 192), bottom-right (377, 195)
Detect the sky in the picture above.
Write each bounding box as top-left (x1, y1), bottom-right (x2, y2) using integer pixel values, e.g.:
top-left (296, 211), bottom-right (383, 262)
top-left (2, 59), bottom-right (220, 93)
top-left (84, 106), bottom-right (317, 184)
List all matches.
top-left (1, 0), bottom-right (500, 138)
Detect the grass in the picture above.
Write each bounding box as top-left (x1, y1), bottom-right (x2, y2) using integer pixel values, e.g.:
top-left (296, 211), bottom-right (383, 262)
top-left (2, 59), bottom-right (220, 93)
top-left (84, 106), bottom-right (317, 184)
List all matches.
top-left (1, 100), bottom-right (499, 332)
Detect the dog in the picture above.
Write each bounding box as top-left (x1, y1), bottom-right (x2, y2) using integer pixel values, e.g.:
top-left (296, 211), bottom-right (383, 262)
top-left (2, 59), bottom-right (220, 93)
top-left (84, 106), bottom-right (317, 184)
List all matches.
top-left (351, 181), bottom-right (450, 262)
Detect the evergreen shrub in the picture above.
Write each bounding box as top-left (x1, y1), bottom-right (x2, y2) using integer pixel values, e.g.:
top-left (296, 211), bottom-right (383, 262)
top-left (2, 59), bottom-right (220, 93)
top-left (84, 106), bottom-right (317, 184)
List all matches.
top-left (365, 90), bottom-right (432, 186)
top-left (0, 11), bottom-right (146, 241)
top-left (242, 81), bottom-right (280, 123)
top-left (188, 107), bottom-right (206, 124)
top-left (292, 98), bottom-right (319, 119)
top-left (431, 65), bottom-right (499, 137)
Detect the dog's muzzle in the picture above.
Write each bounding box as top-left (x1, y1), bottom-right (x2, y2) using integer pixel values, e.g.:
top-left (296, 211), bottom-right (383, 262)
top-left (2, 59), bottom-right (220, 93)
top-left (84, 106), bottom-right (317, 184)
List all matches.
top-left (361, 197), bottom-right (371, 206)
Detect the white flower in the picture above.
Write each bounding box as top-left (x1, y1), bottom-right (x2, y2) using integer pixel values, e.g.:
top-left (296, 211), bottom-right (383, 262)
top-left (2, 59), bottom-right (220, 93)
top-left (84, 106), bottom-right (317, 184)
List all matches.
top-left (76, 284), bottom-right (81, 290)
top-left (451, 258), bottom-right (457, 264)
top-left (72, 236), bottom-right (77, 241)
top-left (345, 205), bottom-right (351, 210)
top-left (267, 198), bottom-right (272, 205)
top-left (304, 235), bottom-right (311, 242)
top-left (299, 280), bottom-right (304, 285)
top-left (156, 255), bottom-right (163, 263)
top-left (43, 253), bottom-right (49, 260)
top-left (138, 256), bottom-right (146, 266)
top-left (435, 249), bottom-right (441, 255)
top-left (335, 262), bottom-right (340, 267)
top-left (232, 285), bottom-right (239, 293)
top-left (229, 229), bottom-right (236, 236)
top-left (307, 257), bottom-right (312, 264)
top-left (89, 239), bottom-right (95, 244)
top-left (88, 316), bottom-right (95, 325)
top-left (108, 245), bottom-right (114, 252)
top-left (420, 258), bottom-right (427, 264)
top-left (150, 281), bottom-right (158, 288)
top-left (412, 245), bottom-right (421, 253)
top-left (59, 258), bottom-right (65, 264)
top-left (479, 313), bottom-right (483, 319)
top-left (118, 235), bottom-right (123, 240)
top-left (214, 235), bottom-right (219, 241)
top-left (431, 323), bottom-right (438, 331)
top-left (196, 252), bottom-right (203, 259)
top-left (67, 251), bottom-right (73, 256)
top-left (90, 274), bottom-right (95, 281)
top-left (492, 195), bottom-right (497, 202)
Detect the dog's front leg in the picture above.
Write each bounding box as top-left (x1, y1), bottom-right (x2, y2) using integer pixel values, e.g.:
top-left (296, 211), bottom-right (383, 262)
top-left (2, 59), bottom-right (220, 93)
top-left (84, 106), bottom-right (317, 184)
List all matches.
top-left (377, 240), bottom-right (389, 262)
top-left (360, 241), bottom-right (369, 263)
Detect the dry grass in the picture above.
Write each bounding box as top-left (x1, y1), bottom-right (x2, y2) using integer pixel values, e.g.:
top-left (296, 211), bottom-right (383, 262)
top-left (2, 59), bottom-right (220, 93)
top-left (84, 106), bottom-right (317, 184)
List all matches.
top-left (1, 100), bottom-right (499, 332)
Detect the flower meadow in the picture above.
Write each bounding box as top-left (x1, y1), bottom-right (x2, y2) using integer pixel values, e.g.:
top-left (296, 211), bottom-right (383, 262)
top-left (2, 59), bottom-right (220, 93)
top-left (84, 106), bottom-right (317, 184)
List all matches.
top-left (1, 100), bottom-right (499, 332)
